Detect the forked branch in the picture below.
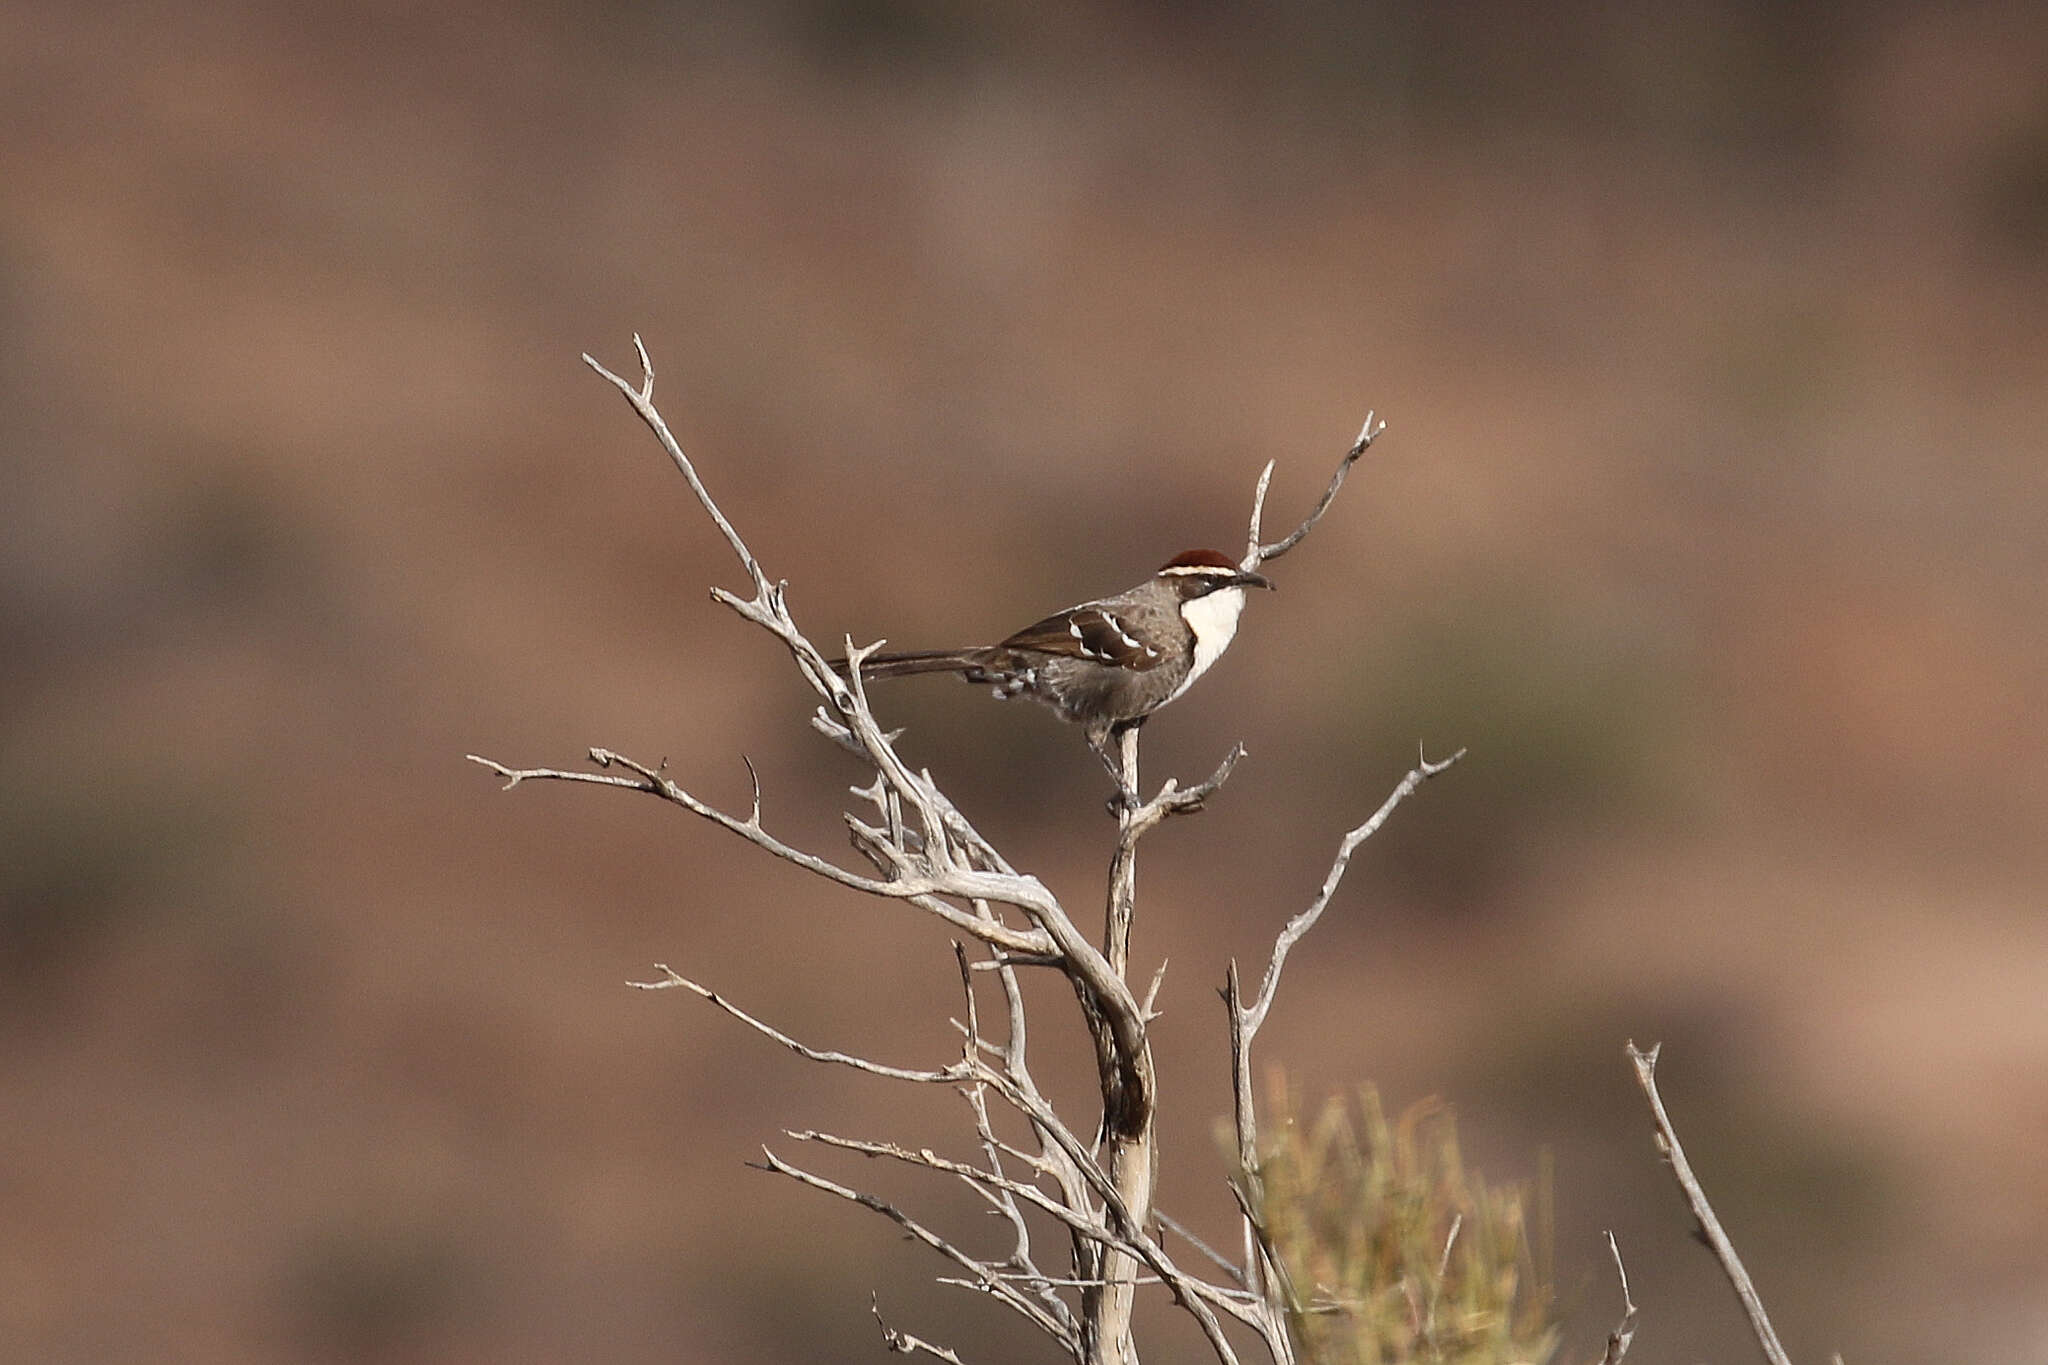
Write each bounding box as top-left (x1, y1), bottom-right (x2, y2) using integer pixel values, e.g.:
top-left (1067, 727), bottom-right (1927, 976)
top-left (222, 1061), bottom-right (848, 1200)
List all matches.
top-left (1223, 746), bottom-right (1463, 1346)
top-left (472, 339), bottom-right (1405, 1365)
top-left (1243, 413), bottom-right (1386, 569)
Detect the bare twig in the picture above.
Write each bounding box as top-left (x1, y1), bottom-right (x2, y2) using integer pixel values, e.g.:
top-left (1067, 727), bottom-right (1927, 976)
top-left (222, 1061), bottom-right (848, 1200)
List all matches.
top-left (944, 1272), bottom-right (1172, 1291)
top-left (951, 943), bottom-right (1076, 1335)
top-left (872, 1296), bottom-right (968, 1364)
top-left (470, 752), bottom-right (1055, 957)
top-left (1156, 1211), bottom-right (1247, 1289)
top-left (1140, 958), bottom-right (1170, 1020)
top-left (1596, 1231), bottom-right (1639, 1365)
top-left (632, 964), bottom-right (964, 1084)
top-left (1627, 1043), bottom-right (1792, 1365)
top-left (1130, 743), bottom-right (1249, 836)
top-left (758, 1146), bottom-right (1077, 1347)
top-left (1240, 747), bottom-right (1465, 1038)
top-left (785, 1130), bottom-right (1249, 1362)
top-left (1243, 412), bottom-right (1385, 568)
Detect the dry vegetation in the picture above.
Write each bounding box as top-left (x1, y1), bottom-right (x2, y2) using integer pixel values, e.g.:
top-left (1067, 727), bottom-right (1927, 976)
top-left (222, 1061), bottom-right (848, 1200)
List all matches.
top-left (1247, 1086), bottom-right (1559, 1365)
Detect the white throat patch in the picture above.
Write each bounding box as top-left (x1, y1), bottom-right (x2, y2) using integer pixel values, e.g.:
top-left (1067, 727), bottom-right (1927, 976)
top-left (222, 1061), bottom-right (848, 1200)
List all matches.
top-left (1166, 586), bottom-right (1246, 705)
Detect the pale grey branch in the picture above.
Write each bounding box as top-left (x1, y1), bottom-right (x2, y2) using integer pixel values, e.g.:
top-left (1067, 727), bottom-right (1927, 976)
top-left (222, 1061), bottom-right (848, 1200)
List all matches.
top-left (1627, 1043), bottom-right (1791, 1365)
top-left (584, 338), bottom-right (767, 596)
top-left (787, 1130), bottom-right (1253, 1357)
top-left (872, 1296), bottom-right (969, 1365)
top-left (1247, 411), bottom-right (1385, 567)
top-left (1242, 747), bottom-right (1464, 1037)
top-left (1155, 1211), bottom-right (1247, 1289)
top-left (1597, 1231), bottom-right (1639, 1365)
top-left (1242, 460), bottom-right (1277, 563)
top-left (787, 1129), bottom-right (1123, 1250)
top-left (466, 752), bottom-right (1056, 956)
top-left (1126, 742), bottom-right (1248, 837)
top-left (944, 1273), bottom-right (1156, 1291)
top-left (632, 964), bottom-right (964, 1084)
top-left (758, 1147), bottom-right (1076, 1347)
top-left (1140, 958), bottom-right (1170, 1021)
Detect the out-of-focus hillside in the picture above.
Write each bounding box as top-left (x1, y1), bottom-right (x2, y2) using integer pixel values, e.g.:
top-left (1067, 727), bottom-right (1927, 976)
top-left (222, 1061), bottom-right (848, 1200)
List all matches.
top-left (3, 2), bottom-right (2046, 1361)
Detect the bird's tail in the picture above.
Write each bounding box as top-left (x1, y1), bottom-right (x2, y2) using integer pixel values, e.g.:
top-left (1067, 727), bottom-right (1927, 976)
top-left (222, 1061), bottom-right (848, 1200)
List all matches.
top-left (825, 648), bottom-right (992, 681)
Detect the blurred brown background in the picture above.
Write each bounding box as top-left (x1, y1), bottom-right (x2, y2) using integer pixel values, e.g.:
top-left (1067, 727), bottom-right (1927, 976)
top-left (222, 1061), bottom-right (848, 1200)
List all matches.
top-left (4, 1), bottom-right (2046, 1361)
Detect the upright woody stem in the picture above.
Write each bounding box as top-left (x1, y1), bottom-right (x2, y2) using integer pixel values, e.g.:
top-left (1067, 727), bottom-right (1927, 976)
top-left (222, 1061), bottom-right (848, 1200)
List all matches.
top-left (1084, 722), bottom-right (1154, 1364)
top-left (1105, 724), bottom-right (1142, 977)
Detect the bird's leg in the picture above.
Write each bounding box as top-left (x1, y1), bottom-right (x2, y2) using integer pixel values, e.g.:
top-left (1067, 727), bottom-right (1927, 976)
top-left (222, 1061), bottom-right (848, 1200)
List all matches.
top-left (1092, 720), bottom-right (1143, 816)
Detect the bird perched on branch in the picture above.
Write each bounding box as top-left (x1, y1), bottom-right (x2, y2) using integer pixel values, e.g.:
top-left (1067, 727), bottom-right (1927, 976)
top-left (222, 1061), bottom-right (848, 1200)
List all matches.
top-left (828, 550), bottom-right (1273, 792)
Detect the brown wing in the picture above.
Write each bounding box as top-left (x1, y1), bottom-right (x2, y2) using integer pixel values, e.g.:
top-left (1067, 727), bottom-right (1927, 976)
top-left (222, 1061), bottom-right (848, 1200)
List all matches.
top-left (1000, 606), bottom-right (1167, 671)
